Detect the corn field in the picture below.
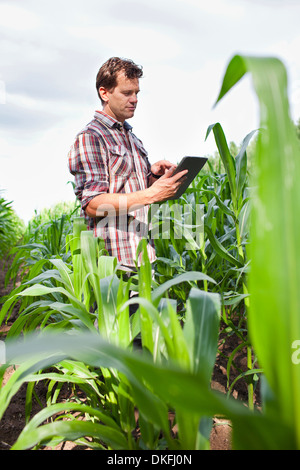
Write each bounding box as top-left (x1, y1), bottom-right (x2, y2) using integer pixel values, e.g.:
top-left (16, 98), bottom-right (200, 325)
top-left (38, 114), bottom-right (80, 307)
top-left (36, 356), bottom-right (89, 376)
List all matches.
top-left (1, 55), bottom-right (300, 451)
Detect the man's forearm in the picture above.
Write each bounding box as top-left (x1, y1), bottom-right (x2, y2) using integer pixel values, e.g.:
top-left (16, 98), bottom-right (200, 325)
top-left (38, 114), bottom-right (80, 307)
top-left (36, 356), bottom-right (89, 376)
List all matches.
top-left (85, 188), bottom-right (155, 218)
top-left (85, 166), bottom-right (188, 218)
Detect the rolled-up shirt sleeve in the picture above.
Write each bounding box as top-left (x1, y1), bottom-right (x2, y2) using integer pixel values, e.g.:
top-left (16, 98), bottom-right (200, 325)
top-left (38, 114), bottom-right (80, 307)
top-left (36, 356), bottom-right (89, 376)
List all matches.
top-left (68, 132), bottom-right (109, 211)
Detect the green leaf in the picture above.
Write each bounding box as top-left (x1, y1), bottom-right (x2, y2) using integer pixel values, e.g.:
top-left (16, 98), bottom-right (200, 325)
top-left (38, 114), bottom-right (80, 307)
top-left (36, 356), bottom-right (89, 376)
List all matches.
top-left (202, 188), bottom-right (236, 219)
top-left (151, 271), bottom-right (216, 304)
top-left (17, 284), bottom-right (96, 331)
top-left (235, 129), bottom-right (257, 204)
top-left (204, 225), bottom-right (243, 267)
top-left (214, 54), bottom-right (247, 105)
top-left (184, 288), bottom-right (220, 379)
top-left (206, 123), bottom-right (237, 208)
top-left (12, 420), bottom-right (128, 450)
top-left (50, 259), bottom-right (74, 293)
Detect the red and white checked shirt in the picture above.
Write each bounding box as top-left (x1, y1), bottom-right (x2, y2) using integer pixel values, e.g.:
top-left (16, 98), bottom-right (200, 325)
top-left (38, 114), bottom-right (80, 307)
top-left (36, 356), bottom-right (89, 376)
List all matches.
top-left (68, 110), bottom-right (156, 267)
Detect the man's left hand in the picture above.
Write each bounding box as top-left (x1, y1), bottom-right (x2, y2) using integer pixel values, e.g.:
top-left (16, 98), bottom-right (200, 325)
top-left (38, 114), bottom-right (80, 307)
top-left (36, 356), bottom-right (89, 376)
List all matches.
top-left (151, 160), bottom-right (176, 178)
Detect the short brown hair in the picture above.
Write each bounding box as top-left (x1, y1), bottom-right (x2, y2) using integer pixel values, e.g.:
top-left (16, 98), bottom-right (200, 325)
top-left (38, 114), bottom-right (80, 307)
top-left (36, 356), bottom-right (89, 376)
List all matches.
top-left (96, 57), bottom-right (143, 103)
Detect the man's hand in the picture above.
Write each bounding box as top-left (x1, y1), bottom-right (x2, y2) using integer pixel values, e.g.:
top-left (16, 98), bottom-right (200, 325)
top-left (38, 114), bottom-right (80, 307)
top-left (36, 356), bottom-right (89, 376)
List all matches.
top-left (147, 166), bottom-right (188, 203)
top-left (150, 160), bottom-right (175, 178)
top-left (85, 164), bottom-right (187, 218)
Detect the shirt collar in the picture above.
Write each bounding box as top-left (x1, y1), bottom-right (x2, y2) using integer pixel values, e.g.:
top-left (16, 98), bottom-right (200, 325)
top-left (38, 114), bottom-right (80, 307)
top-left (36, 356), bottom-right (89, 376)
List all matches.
top-left (94, 110), bottom-right (132, 131)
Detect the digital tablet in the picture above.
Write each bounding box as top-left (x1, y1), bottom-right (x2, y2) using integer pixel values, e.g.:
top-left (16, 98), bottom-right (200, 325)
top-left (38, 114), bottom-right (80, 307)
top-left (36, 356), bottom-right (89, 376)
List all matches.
top-left (169, 156), bottom-right (208, 199)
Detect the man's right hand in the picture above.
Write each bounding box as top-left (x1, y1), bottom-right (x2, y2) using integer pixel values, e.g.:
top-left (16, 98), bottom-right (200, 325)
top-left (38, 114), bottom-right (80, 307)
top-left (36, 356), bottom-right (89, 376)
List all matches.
top-left (147, 166), bottom-right (188, 203)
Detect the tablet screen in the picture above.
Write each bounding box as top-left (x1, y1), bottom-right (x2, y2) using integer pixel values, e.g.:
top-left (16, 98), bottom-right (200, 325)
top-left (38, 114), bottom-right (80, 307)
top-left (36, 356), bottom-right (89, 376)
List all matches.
top-left (169, 156), bottom-right (208, 199)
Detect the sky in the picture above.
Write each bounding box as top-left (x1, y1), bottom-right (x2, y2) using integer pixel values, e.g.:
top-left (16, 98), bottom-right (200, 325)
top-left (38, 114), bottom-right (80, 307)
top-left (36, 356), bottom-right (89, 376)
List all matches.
top-left (1, 0), bottom-right (300, 223)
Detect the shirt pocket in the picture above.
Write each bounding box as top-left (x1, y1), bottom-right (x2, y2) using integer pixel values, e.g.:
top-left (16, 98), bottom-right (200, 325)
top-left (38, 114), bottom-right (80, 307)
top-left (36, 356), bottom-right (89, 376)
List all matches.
top-left (134, 141), bottom-right (151, 175)
top-left (108, 145), bottom-right (132, 176)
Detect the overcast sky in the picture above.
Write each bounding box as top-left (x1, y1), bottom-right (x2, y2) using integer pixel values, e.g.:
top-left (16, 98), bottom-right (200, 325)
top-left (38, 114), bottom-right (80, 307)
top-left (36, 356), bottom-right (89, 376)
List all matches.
top-left (1, 0), bottom-right (300, 223)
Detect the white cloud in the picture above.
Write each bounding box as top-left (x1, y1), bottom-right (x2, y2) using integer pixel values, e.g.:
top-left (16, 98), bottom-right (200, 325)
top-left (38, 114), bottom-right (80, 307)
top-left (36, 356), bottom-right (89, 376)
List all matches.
top-left (0, 123), bottom-right (77, 222)
top-left (67, 25), bottom-right (183, 62)
top-left (133, 59), bottom-right (259, 165)
top-left (0, 3), bottom-right (40, 31)
top-left (176, 0), bottom-right (245, 19)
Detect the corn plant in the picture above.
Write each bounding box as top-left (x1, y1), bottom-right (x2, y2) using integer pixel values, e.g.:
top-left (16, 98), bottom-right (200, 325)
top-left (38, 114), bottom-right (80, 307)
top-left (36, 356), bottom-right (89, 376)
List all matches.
top-left (217, 53), bottom-right (300, 448)
top-left (0, 281), bottom-right (221, 450)
top-left (0, 193), bottom-right (24, 258)
top-left (153, 131), bottom-right (253, 301)
top-left (1, 219), bottom-right (116, 337)
top-left (5, 202), bottom-right (79, 287)
top-left (152, 127), bottom-right (255, 404)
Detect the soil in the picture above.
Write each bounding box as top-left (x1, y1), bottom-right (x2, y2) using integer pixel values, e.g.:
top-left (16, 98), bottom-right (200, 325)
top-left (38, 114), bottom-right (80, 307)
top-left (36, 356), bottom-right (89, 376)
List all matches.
top-left (0, 257), bottom-right (260, 451)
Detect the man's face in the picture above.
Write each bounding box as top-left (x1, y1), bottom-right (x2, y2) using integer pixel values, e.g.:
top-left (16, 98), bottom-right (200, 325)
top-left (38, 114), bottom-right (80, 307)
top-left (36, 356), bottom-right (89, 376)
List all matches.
top-left (100, 72), bottom-right (140, 123)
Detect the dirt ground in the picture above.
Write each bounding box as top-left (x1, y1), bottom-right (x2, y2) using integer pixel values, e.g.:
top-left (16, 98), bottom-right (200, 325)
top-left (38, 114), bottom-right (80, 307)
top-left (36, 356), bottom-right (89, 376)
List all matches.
top-left (0, 257), bottom-right (259, 451)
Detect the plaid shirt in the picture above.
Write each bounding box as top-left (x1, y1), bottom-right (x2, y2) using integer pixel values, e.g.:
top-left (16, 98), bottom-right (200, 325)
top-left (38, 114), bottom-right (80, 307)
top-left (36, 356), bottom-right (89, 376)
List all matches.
top-left (68, 110), bottom-right (156, 267)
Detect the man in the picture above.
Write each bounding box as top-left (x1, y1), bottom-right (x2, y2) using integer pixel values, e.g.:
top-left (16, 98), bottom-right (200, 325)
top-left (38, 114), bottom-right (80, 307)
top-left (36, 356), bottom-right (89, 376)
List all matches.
top-left (68, 57), bottom-right (187, 270)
